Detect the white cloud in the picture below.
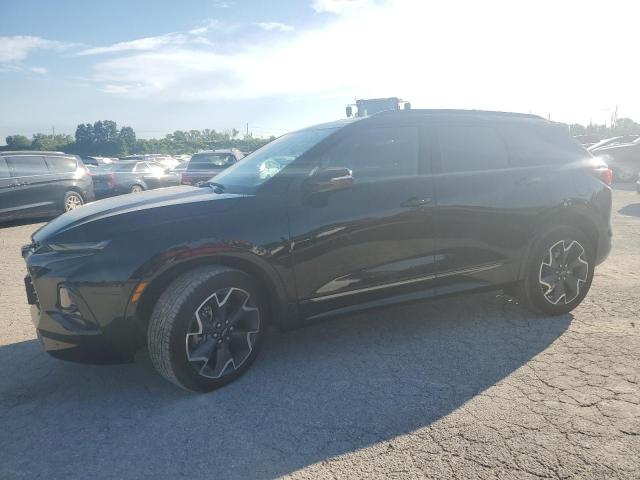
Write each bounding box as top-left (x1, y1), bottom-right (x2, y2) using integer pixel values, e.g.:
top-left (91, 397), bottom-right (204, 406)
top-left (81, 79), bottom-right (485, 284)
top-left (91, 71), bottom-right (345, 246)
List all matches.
top-left (0, 35), bottom-right (71, 63)
top-left (87, 0), bottom-right (640, 124)
top-left (78, 33), bottom-right (188, 55)
top-left (311, 0), bottom-right (372, 14)
top-left (30, 66), bottom-right (48, 74)
top-left (256, 22), bottom-right (294, 32)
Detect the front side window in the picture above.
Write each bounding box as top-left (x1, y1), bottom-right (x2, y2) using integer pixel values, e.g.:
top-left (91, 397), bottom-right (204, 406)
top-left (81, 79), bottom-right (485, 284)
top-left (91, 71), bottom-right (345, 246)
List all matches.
top-left (213, 127), bottom-right (339, 192)
top-left (439, 125), bottom-right (509, 173)
top-left (47, 156), bottom-right (77, 173)
top-left (320, 126), bottom-right (419, 180)
top-left (7, 155), bottom-right (48, 177)
top-left (134, 162), bottom-right (151, 173)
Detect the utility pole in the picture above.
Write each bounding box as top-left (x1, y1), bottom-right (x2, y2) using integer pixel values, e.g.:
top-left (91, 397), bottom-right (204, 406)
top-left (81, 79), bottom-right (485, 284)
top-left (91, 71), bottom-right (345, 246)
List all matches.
top-left (246, 123), bottom-right (249, 137)
top-left (52, 125), bottom-right (55, 136)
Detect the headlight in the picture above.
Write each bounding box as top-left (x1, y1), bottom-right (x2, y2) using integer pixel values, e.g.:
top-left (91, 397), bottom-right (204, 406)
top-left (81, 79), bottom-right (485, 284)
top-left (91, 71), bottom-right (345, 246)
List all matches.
top-left (48, 240), bottom-right (110, 252)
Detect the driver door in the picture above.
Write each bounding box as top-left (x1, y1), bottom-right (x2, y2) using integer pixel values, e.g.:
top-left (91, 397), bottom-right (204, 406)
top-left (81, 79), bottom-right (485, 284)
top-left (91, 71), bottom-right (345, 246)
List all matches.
top-left (287, 124), bottom-right (437, 320)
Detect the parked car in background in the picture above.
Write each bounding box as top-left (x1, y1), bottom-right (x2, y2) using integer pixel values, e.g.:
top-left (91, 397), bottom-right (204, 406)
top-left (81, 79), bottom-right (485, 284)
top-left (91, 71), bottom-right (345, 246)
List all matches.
top-left (0, 151), bottom-right (94, 221)
top-left (22, 110), bottom-right (612, 392)
top-left (180, 149), bottom-right (244, 186)
top-left (93, 160), bottom-right (180, 197)
top-left (574, 134), bottom-right (601, 148)
top-left (87, 163), bottom-right (117, 198)
top-left (589, 136), bottom-right (640, 181)
top-left (587, 135), bottom-right (640, 152)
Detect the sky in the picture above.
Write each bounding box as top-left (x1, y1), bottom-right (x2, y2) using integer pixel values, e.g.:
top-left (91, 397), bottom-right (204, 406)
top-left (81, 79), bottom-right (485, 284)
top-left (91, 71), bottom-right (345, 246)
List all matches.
top-left (1, 0), bottom-right (639, 143)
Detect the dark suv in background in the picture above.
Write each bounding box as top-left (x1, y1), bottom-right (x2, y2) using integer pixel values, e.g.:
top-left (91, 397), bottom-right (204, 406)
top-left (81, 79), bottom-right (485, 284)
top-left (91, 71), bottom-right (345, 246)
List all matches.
top-left (1, 151), bottom-right (94, 221)
top-left (180, 149), bottom-right (244, 186)
top-left (22, 110), bottom-right (612, 392)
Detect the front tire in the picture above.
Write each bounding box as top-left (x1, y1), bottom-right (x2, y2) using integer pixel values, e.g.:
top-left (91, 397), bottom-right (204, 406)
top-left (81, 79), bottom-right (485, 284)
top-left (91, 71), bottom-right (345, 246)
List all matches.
top-left (147, 266), bottom-right (267, 392)
top-left (517, 226), bottom-right (595, 315)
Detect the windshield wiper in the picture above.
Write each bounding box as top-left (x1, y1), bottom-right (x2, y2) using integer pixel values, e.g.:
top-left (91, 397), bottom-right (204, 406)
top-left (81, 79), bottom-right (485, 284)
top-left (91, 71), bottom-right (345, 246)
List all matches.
top-left (200, 181), bottom-right (225, 193)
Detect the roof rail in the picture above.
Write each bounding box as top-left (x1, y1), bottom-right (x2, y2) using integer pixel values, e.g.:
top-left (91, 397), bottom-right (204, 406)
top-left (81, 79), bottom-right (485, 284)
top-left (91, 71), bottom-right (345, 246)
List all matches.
top-left (376, 109), bottom-right (544, 120)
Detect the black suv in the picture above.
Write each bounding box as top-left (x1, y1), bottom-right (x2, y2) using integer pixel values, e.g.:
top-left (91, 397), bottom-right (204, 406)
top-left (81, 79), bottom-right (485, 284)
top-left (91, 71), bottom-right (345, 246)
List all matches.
top-left (22, 111), bottom-right (612, 392)
top-left (1, 151), bottom-right (94, 221)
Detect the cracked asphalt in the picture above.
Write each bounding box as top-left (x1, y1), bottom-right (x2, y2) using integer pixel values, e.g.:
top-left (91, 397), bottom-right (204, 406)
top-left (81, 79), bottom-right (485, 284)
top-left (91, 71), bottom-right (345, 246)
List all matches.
top-left (1, 186), bottom-right (638, 479)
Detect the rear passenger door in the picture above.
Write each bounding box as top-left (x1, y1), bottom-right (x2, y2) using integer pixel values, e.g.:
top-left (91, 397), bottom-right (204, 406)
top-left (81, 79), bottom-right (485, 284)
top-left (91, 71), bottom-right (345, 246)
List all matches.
top-left (45, 155), bottom-right (78, 205)
top-left (6, 155), bottom-right (59, 217)
top-left (433, 123), bottom-right (521, 292)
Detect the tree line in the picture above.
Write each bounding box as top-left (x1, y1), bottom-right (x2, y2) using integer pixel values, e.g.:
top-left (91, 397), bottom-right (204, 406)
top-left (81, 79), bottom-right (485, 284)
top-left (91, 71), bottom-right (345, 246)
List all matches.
top-left (2, 120), bottom-right (276, 156)
top-left (4, 116), bottom-right (640, 156)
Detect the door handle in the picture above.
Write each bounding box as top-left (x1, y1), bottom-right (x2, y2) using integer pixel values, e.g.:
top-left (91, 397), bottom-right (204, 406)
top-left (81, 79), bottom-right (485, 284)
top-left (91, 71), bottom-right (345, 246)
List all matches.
top-left (402, 196), bottom-right (433, 208)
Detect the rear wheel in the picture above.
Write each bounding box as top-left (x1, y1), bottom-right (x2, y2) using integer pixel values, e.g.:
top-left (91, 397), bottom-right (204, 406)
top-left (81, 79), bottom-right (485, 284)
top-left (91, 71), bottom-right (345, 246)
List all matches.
top-left (147, 266), bottom-right (267, 392)
top-left (517, 226), bottom-right (594, 315)
top-left (130, 184), bottom-right (144, 193)
top-left (63, 191), bottom-right (84, 212)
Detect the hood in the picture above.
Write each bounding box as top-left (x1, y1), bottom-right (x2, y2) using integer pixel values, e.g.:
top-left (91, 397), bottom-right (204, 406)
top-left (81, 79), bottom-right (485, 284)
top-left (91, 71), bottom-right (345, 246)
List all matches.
top-left (33, 186), bottom-right (245, 242)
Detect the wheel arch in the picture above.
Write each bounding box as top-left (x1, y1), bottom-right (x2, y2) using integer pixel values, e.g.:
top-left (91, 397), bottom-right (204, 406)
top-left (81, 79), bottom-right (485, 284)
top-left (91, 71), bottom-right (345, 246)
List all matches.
top-left (517, 206), bottom-right (600, 280)
top-left (131, 253), bottom-right (290, 334)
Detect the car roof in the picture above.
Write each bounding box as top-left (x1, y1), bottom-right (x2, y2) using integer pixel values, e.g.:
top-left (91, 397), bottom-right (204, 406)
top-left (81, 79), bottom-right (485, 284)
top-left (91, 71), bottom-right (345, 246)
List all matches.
top-left (298, 110), bottom-right (547, 134)
top-left (0, 150), bottom-right (72, 156)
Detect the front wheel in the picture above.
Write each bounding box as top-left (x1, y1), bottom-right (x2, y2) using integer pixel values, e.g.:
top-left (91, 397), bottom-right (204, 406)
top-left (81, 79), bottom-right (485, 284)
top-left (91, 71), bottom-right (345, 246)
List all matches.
top-left (130, 184), bottom-right (144, 193)
top-left (517, 226), bottom-right (595, 315)
top-left (147, 266), bottom-right (267, 392)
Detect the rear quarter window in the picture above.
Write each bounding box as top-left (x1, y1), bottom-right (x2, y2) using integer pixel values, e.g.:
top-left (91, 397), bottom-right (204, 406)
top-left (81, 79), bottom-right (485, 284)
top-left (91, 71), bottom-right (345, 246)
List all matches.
top-left (438, 125), bottom-right (509, 173)
top-left (500, 124), bottom-right (588, 166)
top-left (7, 155), bottom-right (48, 177)
top-left (47, 156), bottom-right (78, 173)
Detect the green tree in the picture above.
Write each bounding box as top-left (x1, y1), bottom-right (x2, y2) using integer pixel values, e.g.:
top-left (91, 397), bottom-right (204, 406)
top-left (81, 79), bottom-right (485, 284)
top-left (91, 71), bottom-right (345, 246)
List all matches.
top-left (31, 133), bottom-right (73, 151)
top-left (5, 135), bottom-right (31, 150)
top-left (119, 126), bottom-right (136, 154)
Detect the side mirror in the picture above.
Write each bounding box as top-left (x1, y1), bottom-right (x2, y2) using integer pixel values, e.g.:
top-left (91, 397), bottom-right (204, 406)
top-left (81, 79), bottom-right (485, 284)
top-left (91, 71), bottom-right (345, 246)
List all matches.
top-left (305, 167), bottom-right (354, 196)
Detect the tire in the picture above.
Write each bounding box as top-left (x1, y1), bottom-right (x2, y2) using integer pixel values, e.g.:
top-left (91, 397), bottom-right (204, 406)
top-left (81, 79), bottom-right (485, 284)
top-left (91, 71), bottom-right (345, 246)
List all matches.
top-left (130, 184), bottom-right (144, 193)
top-left (63, 191), bottom-right (84, 212)
top-left (147, 266), bottom-right (267, 392)
top-left (517, 226), bottom-right (595, 315)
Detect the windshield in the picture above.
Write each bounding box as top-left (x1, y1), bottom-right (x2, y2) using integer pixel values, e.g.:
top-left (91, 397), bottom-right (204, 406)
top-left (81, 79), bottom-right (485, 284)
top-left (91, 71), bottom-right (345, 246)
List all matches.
top-left (212, 127), bottom-right (338, 192)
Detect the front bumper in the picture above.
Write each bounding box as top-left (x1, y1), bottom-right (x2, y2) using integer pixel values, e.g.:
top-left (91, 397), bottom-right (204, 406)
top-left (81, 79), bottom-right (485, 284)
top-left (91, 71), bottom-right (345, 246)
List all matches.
top-left (23, 248), bottom-right (142, 364)
top-left (28, 296), bottom-right (132, 364)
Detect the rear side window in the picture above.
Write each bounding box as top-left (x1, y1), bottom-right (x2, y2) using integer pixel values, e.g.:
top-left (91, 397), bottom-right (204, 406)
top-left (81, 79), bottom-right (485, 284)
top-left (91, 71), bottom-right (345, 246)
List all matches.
top-left (47, 156), bottom-right (77, 173)
top-left (320, 126), bottom-right (419, 180)
top-left (188, 154), bottom-right (235, 170)
top-left (0, 158), bottom-right (9, 179)
top-left (7, 155), bottom-right (48, 177)
top-left (438, 125), bottom-right (509, 173)
top-left (500, 124), bottom-right (588, 166)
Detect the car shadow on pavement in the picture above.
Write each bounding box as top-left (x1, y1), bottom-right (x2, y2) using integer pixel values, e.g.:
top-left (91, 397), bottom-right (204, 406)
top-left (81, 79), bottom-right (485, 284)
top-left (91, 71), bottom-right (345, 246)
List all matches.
top-left (619, 203), bottom-right (640, 217)
top-left (0, 292), bottom-right (571, 480)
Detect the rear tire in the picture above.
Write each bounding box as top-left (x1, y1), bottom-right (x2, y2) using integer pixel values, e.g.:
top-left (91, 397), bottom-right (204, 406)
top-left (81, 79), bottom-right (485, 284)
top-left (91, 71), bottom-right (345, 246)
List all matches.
top-left (517, 226), bottom-right (595, 315)
top-left (147, 266), bottom-right (267, 393)
top-left (63, 191), bottom-right (84, 212)
top-left (130, 184), bottom-right (144, 193)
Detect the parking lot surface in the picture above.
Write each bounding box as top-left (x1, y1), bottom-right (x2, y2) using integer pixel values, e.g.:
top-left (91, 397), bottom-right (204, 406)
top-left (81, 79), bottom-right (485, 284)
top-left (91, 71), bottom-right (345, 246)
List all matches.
top-left (1, 187), bottom-right (639, 479)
